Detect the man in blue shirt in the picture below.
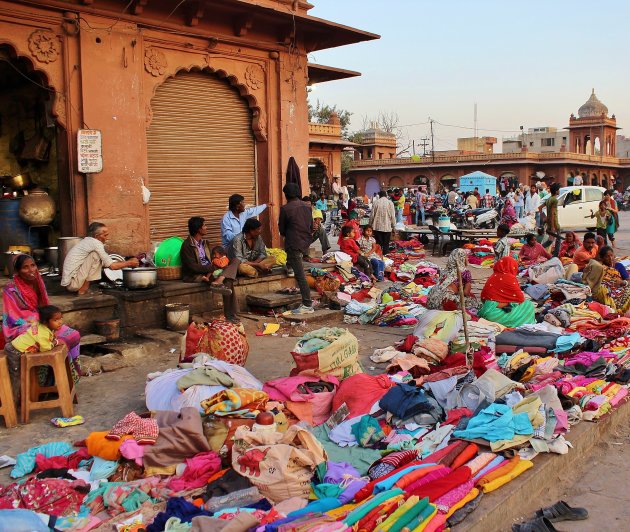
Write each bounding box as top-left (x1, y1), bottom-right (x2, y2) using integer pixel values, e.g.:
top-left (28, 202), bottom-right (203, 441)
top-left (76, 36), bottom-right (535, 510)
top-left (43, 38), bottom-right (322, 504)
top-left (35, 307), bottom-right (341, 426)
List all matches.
top-left (221, 194), bottom-right (273, 248)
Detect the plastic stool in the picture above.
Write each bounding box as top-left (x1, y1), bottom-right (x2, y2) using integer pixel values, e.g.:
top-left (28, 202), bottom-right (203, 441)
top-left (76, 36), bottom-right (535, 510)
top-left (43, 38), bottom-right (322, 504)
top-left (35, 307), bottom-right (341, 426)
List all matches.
top-left (20, 344), bottom-right (77, 424)
top-left (0, 353), bottom-right (18, 428)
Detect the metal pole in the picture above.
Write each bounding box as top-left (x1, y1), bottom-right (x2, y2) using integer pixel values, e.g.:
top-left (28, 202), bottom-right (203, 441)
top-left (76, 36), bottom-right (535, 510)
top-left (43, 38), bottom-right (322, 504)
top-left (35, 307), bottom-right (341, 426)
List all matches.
top-left (456, 262), bottom-right (471, 367)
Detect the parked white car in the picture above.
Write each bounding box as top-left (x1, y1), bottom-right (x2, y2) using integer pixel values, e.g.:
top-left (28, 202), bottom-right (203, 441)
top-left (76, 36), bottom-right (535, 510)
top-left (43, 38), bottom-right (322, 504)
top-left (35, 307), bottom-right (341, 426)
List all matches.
top-left (555, 186), bottom-right (606, 230)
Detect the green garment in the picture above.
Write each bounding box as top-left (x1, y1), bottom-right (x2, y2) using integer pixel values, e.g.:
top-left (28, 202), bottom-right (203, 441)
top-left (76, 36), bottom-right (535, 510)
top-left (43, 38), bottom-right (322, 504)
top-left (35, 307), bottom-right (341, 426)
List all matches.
top-left (311, 425), bottom-right (381, 476)
top-left (351, 415), bottom-right (385, 447)
top-left (176, 367), bottom-right (234, 391)
top-left (164, 517), bottom-right (192, 531)
top-left (477, 300), bottom-right (536, 328)
top-left (342, 488), bottom-right (405, 526)
top-left (389, 497), bottom-right (430, 532)
top-left (313, 483), bottom-right (345, 499)
top-left (405, 503), bottom-right (437, 531)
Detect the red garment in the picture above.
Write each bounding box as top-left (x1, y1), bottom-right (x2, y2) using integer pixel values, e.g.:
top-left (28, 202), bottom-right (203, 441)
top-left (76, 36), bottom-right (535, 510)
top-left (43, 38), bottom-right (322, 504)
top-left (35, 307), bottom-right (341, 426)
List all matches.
top-left (438, 440), bottom-right (469, 467)
top-left (398, 334), bottom-right (418, 353)
top-left (12, 271), bottom-right (49, 310)
top-left (35, 448), bottom-right (91, 473)
top-left (435, 352), bottom-right (487, 378)
top-left (410, 466), bottom-right (472, 502)
top-left (405, 467), bottom-right (451, 493)
top-left (339, 237), bottom-right (360, 263)
top-left (0, 477), bottom-right (89, 516)
top-left (332, 374), bottom-right (395, 419)
top-left (450, 443), bottom-right (479, 470)
top-left (480, 256), bottom-right (525, 304)
top-left (443, 408), bottom-right (473, 427)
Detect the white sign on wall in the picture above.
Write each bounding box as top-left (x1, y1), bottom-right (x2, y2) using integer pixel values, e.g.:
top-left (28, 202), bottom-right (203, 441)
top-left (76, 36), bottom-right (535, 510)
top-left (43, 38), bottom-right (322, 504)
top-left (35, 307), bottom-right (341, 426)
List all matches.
top-left (77, 129), bottom-right (103, 173)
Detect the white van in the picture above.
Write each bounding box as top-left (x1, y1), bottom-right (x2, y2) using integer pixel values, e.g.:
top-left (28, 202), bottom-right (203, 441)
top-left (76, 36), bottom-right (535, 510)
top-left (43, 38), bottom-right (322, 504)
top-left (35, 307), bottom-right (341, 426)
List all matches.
top-left (555, 186), bottom-right (606, 230)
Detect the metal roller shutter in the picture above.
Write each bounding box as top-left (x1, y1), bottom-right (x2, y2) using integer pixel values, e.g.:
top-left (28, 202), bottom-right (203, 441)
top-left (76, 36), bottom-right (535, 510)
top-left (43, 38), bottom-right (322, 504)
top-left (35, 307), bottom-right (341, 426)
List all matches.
top-left (147, 72), bottom-right (256, 243)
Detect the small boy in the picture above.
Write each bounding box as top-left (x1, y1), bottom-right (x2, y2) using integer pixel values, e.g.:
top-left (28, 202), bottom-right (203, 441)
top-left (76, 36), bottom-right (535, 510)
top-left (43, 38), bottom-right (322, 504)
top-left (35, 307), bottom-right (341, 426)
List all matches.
top-left (494, 223), bottom-right (511, 261)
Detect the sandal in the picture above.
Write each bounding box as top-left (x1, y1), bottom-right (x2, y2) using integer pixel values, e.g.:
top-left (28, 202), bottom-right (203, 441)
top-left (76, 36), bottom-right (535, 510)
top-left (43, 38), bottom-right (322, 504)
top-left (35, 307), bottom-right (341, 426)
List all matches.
top-left (512, 517), bottom-right (559, 532)
top-left (535, 501), bottom-right (588, 522)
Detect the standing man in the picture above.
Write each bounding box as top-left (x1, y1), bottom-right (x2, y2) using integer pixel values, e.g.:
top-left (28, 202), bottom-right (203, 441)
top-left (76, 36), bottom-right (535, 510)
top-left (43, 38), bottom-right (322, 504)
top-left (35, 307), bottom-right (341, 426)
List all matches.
top-left (466, 191), bottom-right (479, 209)
top-left (524, 184), bottom-right (541, 226)
top-left (414, 188), bottom-right (426, 226)
top-left (181, 216), bottom-right (240, 323)
top-left (331, 176), bottom-right (343, 220)
top-left (473, 187), bottom-right (481, 203)
top-left (544, 183), bottom-right (562, 256)
top-left (279, 183), bottom-right (314, 315)
top-left (482, 189), bottom-right (494, 208)
top-left (369, 190), bottom-right (396, 254)
top-left (61, 222), bottom-right (139, 295)
top-left (221, 194), bottom-right (273, 248)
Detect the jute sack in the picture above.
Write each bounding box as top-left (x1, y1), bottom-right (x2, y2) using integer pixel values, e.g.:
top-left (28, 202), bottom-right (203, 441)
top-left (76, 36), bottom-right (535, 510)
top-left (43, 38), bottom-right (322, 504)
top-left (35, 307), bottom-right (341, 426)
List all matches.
top-left (231, 424), bottom-right (327, 503)
top-left (290, 329), bottom-right (362, 380)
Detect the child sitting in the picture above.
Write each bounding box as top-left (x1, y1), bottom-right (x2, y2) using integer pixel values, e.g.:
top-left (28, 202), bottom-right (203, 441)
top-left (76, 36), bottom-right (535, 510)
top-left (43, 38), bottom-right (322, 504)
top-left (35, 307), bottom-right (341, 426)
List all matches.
top-left (4, 305), bottom-right (63, 404)
top-left (494, 223), bottom-right (511, 261)
top-left (357, 225), bottom-right (386, 281)
top-left (203, 246), bottom-right (229, 283)
top-left (339, 225), bottom-right (377, 282)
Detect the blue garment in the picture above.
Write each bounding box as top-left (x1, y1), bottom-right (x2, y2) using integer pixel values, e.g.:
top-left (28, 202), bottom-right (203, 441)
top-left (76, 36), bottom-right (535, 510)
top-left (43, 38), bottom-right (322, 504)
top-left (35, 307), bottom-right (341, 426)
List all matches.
top-left (0, 510), bottom-right (50, 532)
top-left (552, 332), bottom-right (583, 354)
top-left (615, 262), bottom-right (629, 280)
top-left (379, 383), bottom-right (435, 420)
top-left (11, 441), bottom-right (75, 479)
top-left (452, 403), bottom-right (533, 442)
top-left (315, 199), bottom-right (328, 211)
top-left (287, 497), bottom-right (341, 518)
top-left (90, 457), bottom-right (119, 481)
top-left (220, 204), bottom-right (267, 247)
top-left (370, 258), bottom-right (386, 280)
top-left (472, 456), bottom-right (505, 481)
top-left (147, 497), bottom-right (213, 532)
top-left (373, 463), bottom-right (436, 494)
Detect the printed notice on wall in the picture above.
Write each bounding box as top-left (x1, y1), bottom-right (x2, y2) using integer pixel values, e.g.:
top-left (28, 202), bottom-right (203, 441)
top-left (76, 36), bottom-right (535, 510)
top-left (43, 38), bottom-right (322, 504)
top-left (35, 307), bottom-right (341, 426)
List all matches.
top-left (77, 129), bottom-right (103, 173)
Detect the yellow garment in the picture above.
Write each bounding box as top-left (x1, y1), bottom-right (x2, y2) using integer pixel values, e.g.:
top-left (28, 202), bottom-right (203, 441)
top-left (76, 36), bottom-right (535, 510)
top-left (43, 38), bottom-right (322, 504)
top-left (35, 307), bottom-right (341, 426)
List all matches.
top-left (312, 208), bottom-right (323, 220)
top-left (265, 247), bottom-right (287, 266)
top-left (397, 194), bottom-right (405, 209)
top-left (326, 502), bottom-right (358, 519)
top-left (11, 323), bottom-right (56, 353)
top-left (444, 487), bottom-right (479, 519)
top-left (482, 459), bottom-right (533, 493)
top-left (411, 505), bottom-right (437, 532)
top-left (378, 495), bottom-right (419, 531)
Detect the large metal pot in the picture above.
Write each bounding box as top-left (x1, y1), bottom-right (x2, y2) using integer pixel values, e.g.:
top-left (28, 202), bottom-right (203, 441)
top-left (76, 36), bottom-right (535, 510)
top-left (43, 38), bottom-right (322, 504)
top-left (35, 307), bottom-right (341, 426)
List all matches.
top-left (44, 246), bottom-right (59, 268)
top-left (19, 188), bottom-right (56, 226)
top-left (122, 267), bottom-right (158, 289)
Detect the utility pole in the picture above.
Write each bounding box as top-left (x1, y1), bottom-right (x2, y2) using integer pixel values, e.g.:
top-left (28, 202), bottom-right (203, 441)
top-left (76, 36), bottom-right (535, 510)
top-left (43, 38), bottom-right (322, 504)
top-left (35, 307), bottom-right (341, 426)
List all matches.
top-left (419, 137), bottom-right (430, 157)
top-left (412, 139), bottom-right (416, 156)
top-left (429, 118), bottom-right (435, 162)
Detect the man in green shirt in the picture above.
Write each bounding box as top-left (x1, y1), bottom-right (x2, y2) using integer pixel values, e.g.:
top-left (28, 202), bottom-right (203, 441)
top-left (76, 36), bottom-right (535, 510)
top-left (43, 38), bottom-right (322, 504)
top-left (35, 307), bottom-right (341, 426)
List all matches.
top-left (544, 183), bottom-right (561, 256)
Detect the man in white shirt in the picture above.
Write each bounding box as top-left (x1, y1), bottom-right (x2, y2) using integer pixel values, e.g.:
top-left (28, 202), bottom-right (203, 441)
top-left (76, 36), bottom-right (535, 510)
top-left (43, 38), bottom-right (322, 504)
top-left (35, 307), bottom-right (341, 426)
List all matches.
top-left (525, 184), bottom-right (541, 216)
top-left (61, 222), bottom-right (139, 295)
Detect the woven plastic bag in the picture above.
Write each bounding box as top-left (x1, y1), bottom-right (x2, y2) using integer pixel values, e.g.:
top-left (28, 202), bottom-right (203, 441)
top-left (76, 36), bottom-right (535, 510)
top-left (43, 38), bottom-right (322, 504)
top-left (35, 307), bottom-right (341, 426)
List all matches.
top-left (291, 329), bottom-right (362, 380)
top-left (183, 320), bottom-right (249, 366)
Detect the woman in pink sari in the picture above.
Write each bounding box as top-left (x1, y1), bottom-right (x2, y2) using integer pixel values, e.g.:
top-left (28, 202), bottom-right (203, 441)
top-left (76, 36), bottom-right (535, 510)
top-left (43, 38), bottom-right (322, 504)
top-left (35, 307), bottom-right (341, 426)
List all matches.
top-left (2, 254), bottom-right (81, 381)
top-left (519, 233), bottom-right (552, 266)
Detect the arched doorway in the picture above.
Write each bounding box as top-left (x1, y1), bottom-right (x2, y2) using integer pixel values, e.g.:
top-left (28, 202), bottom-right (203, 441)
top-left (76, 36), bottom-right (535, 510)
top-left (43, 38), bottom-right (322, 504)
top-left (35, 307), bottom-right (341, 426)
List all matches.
top-left (591, 173), bottom-right (599, 187)
top-left (441, 174), bottom-right (456, 190)
top-left (147, 71), bottom-right (256, 242)
top-left (389, 176), bottom-right (403, 188)
top-left (0, 45), bottom-right (66, 251)
top-left (308, 158), bottom-right (327, 197)
top-left (365, 177), bottom-right (380, 198)
top-left (414, 175), bottom-right (429, 192)
top-left (346, 176), bottom-right (357, 198)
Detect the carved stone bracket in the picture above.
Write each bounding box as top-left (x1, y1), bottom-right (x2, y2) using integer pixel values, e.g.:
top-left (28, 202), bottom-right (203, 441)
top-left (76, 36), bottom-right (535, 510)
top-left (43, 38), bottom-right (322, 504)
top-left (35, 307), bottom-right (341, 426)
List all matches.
top-left (28, 30), bottom-right (60, 64)
top-left (244, 64), bottom-right (264, 91)
top-left (144, 47), bottom-right (167, 77)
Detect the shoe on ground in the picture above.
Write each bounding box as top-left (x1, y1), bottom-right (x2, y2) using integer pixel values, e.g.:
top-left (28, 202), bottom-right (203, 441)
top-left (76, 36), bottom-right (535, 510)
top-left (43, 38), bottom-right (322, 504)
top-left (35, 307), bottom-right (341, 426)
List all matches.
top-left (291, 305), bottom-right (315, 315)
top-left (534, 501), bottom-right (588, 523)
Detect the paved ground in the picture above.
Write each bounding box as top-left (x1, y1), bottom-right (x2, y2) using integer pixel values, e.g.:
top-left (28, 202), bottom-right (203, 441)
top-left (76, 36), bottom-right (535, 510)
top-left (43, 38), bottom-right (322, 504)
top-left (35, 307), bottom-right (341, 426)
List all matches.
top-left (1, 213), bottom-right (629, 528)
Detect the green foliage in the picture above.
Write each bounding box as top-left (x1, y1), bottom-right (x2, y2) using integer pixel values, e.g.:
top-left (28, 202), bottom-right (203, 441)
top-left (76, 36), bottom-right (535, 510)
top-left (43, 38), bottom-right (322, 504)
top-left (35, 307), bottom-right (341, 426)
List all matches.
top-left (308, 99), bottom-right (352, 137)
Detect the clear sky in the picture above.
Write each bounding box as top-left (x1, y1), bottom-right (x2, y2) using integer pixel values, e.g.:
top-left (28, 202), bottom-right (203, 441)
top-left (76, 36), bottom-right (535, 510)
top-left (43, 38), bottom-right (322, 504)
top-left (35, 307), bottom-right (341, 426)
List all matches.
top-left (307, 0), bottom-right (628, 152)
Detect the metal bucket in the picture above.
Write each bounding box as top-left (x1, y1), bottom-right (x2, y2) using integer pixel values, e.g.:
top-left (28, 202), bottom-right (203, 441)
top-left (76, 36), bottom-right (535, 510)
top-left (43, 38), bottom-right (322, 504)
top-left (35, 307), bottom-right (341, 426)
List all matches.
top-left (58, 237), bottom-right (82, 276)
top-left (165, 303), bottom-right (190, 331)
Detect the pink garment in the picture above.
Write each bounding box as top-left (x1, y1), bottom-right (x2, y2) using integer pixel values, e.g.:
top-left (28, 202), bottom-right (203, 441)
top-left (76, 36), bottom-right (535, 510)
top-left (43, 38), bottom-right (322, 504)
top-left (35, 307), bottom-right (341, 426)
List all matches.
top-left (553, 409), bottom-right (569, 434)
top-left (262, 375), bottom-right (339, 402)
top-left (423, 513), bottom-right (447, 532)
top-left (167, 451), bottom-right (221, 492)
top-left (119, 439), bottom-right (145, 466)
top-left (404, 467), bottom-right (451, 493)
top-left (463, 453), bottom-right (496, 476)
top-left (610, 387), bottom-right (628, 406)
top-left (563, 351), bottom-right (614, 366)
top-left (434, 479), bottom-right (474, 511)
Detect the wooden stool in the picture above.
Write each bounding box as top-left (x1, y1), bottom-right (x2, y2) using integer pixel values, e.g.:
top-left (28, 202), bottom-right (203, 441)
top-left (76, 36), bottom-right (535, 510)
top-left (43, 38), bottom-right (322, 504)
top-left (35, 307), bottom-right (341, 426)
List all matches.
top-left (20, 344), bottom-right (77, 424)
top-left (0, 354), bottom-right (18, 428)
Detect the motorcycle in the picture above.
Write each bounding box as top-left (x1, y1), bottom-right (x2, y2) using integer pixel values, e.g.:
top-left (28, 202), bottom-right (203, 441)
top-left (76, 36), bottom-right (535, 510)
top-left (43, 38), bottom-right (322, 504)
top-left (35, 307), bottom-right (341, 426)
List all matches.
top-left (465, 207), bottom-right (498, 229)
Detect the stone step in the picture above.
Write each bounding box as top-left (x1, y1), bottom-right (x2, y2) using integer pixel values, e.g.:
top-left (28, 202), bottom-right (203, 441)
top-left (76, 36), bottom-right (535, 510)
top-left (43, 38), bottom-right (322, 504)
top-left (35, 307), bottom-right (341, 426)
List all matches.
top-left (80, 334), bottom-right (108, 346)
top-left (282, 308), bottom-right (343, 323)
top-left (246, 291), bottom-right (304, 309)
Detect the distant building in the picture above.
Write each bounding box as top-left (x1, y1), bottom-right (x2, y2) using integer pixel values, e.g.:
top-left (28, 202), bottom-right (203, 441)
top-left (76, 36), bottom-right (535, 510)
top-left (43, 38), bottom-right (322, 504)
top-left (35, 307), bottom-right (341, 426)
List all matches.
top-left (457, 137), bottom-right (497, 154)
top-left (617, 135), bottom-right (630, 158)
top-left (347, 90), bottom-right (630, 194)
top-left (503, 127), bottom-right (569, 153)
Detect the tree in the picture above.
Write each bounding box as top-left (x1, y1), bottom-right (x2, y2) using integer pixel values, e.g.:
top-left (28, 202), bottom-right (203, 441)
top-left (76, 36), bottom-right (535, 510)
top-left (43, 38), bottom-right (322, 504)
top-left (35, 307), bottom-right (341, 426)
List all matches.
top-left (308, 100), bottom-right (352, 138)
top-left (359, 110), bottom-right (412, 157)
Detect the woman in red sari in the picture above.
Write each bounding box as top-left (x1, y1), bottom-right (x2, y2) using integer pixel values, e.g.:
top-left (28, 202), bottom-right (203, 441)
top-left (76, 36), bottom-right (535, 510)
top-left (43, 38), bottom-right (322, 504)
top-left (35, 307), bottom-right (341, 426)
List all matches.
top-left (2, 255), bottom-right (81, 381)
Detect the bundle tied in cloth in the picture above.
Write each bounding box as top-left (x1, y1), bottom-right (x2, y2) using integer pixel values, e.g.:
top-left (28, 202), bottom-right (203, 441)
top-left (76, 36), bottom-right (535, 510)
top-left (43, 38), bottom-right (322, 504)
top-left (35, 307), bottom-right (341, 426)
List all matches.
top-left (290, 327), bottom-right (362, 380)
top-left (183, 319), bottom-right (249, 366)
top-left (231, 424), bottom-right (327, 503)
